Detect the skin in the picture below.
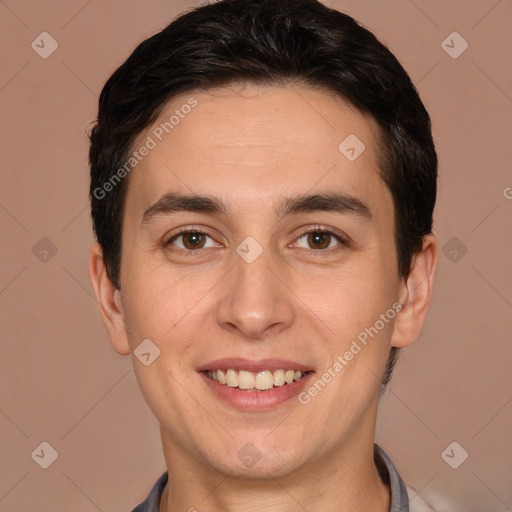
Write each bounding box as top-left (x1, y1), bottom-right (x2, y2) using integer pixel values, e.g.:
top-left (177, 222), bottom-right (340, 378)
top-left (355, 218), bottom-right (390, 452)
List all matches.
top-left (89, 84), bottom-right (437, 512)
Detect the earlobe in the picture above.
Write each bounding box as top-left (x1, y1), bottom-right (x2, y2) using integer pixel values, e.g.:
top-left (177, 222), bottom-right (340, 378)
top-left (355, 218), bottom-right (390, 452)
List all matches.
top-left (88, 243), bottom-right (131, 355)
top-left (391, 233), bottom-right (438, 348)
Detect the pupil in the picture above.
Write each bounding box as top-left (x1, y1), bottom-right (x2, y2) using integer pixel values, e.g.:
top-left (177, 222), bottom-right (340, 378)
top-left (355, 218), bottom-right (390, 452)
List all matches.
top-left (309, 232), bottom-right (329, 249)
top-left (185, 232), bottom-right (203, 249)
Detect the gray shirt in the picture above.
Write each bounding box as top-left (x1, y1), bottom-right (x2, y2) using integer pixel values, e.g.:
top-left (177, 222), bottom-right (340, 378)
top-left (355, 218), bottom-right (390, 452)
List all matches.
top-left (131, 443), bottom-right (409, 511)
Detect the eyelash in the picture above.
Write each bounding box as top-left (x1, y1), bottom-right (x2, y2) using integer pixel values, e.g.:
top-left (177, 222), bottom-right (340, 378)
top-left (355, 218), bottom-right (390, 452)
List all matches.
top-left (165, 226), bottom-right (349, 257)
top-left (166, 228), bottom-right (219, 256)
top-left (294, 227), bottom-right (350, 253)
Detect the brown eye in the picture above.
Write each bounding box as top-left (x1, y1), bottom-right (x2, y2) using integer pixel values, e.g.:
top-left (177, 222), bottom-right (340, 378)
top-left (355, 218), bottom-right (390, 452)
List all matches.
top-left (181, 232), bottom-right (206, 250)
top-left (295, 230), bottom-right (344, 251)
top-left (167, 230), bottom-right (218, 253)
top-left (307, 232), bottom-right (332, 250)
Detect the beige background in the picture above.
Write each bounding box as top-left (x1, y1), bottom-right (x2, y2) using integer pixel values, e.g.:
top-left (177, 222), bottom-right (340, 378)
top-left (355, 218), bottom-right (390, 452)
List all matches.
top-left (1, 0), bottom-right (511, 510)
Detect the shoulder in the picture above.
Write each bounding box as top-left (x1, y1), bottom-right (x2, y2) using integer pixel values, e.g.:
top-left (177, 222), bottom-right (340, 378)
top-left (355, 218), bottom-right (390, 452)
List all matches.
top-left (131, 471), bottom-right (168, 512)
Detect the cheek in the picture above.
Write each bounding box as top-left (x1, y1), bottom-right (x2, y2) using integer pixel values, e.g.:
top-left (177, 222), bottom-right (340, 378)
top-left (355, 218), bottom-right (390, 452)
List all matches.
top-left (314, 263), bottom-right (395, 327)
top-left (120, 258), bottom-right (214, 349)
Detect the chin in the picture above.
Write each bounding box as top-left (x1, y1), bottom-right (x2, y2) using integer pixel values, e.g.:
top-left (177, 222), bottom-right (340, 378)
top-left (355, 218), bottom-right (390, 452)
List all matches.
top-left (200, 437), bottom-right (311, 480)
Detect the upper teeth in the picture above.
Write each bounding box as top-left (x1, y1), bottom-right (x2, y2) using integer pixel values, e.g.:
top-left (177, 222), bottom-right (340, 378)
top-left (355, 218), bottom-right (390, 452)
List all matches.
top-left (206, 369), bottom-right (305, 390)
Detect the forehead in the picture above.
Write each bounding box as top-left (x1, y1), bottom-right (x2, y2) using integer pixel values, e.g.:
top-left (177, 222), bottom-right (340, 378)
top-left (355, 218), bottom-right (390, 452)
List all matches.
top-left (125, 84), bottom-right (391, 222)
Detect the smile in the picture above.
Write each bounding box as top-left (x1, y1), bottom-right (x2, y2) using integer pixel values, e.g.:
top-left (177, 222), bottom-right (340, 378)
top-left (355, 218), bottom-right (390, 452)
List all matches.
top-left (205, 369), bottom-right (307, 391)
top-left (198, 358), bottom-right (314, 410)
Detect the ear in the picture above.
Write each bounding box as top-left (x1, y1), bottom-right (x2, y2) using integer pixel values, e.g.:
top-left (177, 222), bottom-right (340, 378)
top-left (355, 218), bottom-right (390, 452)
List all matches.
top-left (88, 242), bottom-right (131, 355)
top-left (391, 233), bottom-right (438, 348)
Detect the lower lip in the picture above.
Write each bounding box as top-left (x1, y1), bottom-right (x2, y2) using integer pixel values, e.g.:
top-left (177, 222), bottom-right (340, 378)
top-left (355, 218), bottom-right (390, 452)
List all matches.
top-left (200, 371), bottom-right (314, 411)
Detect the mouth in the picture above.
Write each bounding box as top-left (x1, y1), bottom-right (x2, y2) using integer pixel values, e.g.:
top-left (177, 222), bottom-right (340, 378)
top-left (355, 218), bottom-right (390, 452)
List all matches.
top-left (204, 368), bottom-right (308, 392)
top-left (197, 358), bottom-right (314, 410)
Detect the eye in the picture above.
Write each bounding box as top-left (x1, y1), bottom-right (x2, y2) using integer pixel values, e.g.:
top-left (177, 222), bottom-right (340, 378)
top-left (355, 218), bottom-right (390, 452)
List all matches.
top-left (166, 229), bottom-right (219, 253)
top-left (293, 229), bottom-right (348, 251)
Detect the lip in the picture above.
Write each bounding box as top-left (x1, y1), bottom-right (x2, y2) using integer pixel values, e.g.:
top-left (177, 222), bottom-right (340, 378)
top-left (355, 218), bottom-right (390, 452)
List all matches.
top-left (196, 357), bottom-right (313, 373)
top-left (197, 358), bottom-right (315, 411)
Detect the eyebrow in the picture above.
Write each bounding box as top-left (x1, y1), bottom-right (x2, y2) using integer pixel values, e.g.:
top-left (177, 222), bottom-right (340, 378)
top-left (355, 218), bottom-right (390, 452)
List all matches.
top-left (141, 193), bottom-right (230, 226)
top-left (276, 192), bottom-right (372, 220)
top-left (141, 191), bottom-right (372, 226)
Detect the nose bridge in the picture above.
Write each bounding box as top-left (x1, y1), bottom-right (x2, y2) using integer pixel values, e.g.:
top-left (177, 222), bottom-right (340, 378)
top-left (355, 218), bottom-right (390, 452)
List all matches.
top-left (216, 238), bottom-right (294, 338)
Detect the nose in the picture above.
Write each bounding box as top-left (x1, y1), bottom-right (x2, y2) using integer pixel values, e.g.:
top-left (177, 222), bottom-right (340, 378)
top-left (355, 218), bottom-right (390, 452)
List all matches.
top-left (215, 244), bottom-right (295, 340)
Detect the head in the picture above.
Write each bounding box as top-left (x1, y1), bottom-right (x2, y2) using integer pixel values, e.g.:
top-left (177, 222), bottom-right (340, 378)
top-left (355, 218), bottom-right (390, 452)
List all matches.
top-left (89, 0), bottom-right (437, 480)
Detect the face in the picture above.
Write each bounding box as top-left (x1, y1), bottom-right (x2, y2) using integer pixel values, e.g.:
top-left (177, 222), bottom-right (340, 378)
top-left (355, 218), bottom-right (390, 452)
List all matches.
top-left (102, 84), bottom-right (413, 478)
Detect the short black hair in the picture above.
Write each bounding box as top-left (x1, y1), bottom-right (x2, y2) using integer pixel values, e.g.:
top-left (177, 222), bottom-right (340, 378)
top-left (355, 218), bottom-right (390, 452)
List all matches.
top-left (89, 0), bottom-right (437, 388)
